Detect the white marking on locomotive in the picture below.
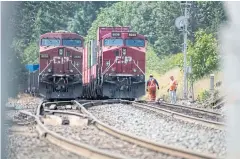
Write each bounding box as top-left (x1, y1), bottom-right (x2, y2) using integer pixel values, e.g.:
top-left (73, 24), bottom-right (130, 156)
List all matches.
top-left (53, 56), bottom-right (69, 64)
top-left (53, 56), bottom-right (61, 64)
top-left (115, 56), bottom-right (132, 64)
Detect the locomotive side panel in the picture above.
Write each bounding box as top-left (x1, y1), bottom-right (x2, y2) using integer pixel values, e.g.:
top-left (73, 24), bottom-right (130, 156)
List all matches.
top-left (82, 40), bottom-right (99, 98)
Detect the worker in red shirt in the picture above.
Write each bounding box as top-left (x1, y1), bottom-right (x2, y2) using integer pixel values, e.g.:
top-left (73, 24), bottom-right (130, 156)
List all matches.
top-left (146, 74), bottom-right (159, 101)
top-left (168, 76), bottom-right (178, 104)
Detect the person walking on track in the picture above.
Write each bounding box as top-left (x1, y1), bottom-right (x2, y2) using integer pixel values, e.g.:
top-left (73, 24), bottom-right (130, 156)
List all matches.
top-left (146, 74), bottom-right (159, 101)
top-left (168, 76), bottom-right (178, 104)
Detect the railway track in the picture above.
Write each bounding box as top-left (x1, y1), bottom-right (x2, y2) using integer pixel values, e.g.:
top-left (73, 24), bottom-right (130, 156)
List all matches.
top-left (133, 101), bottom-right (225, 130)
top-left (156, 102), bottom-right (225, 122)
top-left (6, 98), bottom-right (225, 159)
top-left (21, 99), bottom-right (219, 159)
top-left (86, 100), bottom-right (226, 158)
top-left (33, 101), bottom-right (127, 159)
top-left (5, 100), bottom-right (86, 159)
top-left (79, 100), bottom-right (222, 159)
top-left (43, 110), bottom-right (183, 159)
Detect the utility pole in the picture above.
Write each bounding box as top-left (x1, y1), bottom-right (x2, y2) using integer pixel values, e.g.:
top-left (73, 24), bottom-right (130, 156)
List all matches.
top-left (177, 1), bottom-right (191, 99)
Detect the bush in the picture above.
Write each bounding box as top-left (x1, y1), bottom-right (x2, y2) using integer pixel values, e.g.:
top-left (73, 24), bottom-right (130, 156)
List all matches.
top-left (146, 45), bottom-right (183, 75)
top-left (197, 89), bottom-right (211, 102)
top-left (22, 42), bottom-right (39, 64)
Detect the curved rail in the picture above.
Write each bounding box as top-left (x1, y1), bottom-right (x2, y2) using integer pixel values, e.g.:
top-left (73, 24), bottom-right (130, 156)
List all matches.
top-left (74, 100), bottom-right (220, 159)
top-left (22, 102), bottom-right (130, 159)
top-left (131, 101), bottom-right (225, 130)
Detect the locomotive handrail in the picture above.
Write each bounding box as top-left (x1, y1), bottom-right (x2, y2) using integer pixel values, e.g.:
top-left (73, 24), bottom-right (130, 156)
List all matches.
top-left (102, 60), bottom-right (117, 75)
top-left (133, 59), bottom-right (145, 75)
top-left (69, 60), bottom-right (82, 75)
top-left (39, 60), bottom-right (53, 76)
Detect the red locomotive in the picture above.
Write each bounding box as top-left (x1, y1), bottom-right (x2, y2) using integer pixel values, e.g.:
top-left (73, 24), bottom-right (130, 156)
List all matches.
top-left (82, 27), bottom-right (147, 100)
top-left (38, 30), bottom-right (84, 100)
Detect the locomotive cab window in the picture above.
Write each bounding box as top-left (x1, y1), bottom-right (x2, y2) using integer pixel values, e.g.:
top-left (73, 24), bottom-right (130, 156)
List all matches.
top-left (66, 51), bottom-right (71, 57)
top-left (41, 38), bottom-right (61, 46)
top-left (62, 39), bottom-right (82, 47)
top-left (125, 39), bottom-right (145, 47)
top-left (104, 39), bottom-right (123, 46)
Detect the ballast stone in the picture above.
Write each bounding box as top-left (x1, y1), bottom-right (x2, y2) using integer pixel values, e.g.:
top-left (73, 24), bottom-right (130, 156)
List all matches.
top-left (49, 104), bottom-right (57, 110)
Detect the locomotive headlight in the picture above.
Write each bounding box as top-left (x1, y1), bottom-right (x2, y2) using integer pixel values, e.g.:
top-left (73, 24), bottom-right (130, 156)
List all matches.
top-left (111, 68), bottom-right (115, 72)
top-left (122, 48), bottom-right (127, 56)
top-left (70, 69), bottom-right (73, 73)
top-left (133, 68), bottom-right (137, 72)
top-left (48, 69), bottom-right (51, 73)
top-left (59, 48), bottom-right (64, 56)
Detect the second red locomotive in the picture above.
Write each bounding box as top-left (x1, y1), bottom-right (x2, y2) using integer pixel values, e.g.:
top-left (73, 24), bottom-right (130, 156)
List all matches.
top-left (82, 27), bottom-right (147, 100)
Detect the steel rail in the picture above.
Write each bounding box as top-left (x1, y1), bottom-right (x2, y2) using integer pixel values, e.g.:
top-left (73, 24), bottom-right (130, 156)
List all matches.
top-left (158, 102), bottom-right (222, 116)
top-left (21, 102), bottom-right (130, 159)
top-left (74, 100), bottom-right (220, 159)
top-left (136, 100), bottom-right (223, 116)
top-left (131, 101), bottom-right (225, 130)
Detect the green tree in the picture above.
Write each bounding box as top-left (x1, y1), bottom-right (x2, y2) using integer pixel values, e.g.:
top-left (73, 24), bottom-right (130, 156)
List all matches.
top-left (187, 29), bottom-right (219, 81)
top-left (22, 42), bottom-right (39, 64)
top-left (68, 2), bottom-right (115, 36)
top-left (87, 1), bottom-right (226, 56)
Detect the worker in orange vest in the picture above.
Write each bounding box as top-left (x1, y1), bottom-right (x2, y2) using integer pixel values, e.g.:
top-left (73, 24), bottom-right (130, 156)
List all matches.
top-left (146, 74), bottom-right (159, 101)
top-left (168, 76), bottom-right (178, 104)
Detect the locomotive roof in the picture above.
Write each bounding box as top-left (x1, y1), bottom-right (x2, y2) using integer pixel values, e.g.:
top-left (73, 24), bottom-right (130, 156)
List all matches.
top-left (102, 31), bottom-right (145, 39)
top-left (40, 31), bottom-right (84, 39)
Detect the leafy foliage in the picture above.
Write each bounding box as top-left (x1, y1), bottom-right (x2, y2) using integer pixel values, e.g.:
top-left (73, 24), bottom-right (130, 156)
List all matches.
top-left (147, 29), bottom-right (220, 84)
top-left (22, 42), bottom-right (39, 64)
top-left (11, 1), bottom-right (114, 64)
top-left (87, 1), bottom-right (226, 56)
top-left (187, 29), bottom-right (219, 81)
top-left (10, 1), bottom-right (227, 65)
top-left (197, 89), bottom-right (211, 102)
top-left (68, 2), bottom-right (115, 36)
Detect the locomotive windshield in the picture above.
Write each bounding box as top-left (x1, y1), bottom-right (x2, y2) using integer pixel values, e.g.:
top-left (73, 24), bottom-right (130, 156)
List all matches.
top-left (63, 39), bottom-right (82, 47)
top-left (126, 39), bottom-right (145, 47)
top-left (104, 39), bottom-right (123, 46)
top-left (41, 38), bottom-right (61, 46)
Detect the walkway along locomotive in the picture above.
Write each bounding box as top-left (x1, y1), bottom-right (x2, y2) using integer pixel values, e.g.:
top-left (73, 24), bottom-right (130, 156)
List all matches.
top-left (38, 30), bottom-right (84, 100)
top-left (82, 27), bottom-right (147, 100)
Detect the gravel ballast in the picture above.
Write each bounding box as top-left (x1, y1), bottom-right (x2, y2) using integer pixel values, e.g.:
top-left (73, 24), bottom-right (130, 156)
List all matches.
top-left (5, 125), bottom-right (86, 159)
top-left (88, 103), bottom-right (226, 158)
top-left (5, 95), bottom-right (86, 159)
top-left (46, 120), bottom-right (182, 159)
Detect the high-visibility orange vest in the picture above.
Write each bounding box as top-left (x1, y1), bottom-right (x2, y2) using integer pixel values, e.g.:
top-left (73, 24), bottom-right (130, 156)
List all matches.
top-left (148, 79), bottom-right (157, 90)
top-left (169, 80), bottom-right (177, 91)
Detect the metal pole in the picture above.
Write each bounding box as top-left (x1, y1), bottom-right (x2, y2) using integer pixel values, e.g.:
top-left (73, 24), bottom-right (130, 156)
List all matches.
top-left (183, 2), bottom-right (189, 99)
top-left (190, 57), bottom-right (194, 101)
top-left (210, 74), bottom-right (215, 91)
